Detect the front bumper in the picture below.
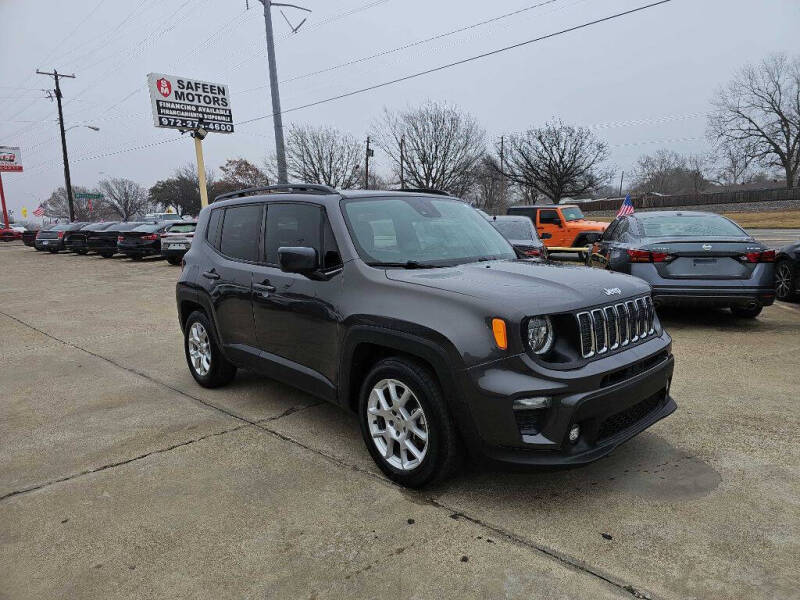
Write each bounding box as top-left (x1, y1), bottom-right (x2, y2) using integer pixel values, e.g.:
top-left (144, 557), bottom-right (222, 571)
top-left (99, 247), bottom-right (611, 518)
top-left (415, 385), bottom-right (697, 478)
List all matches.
top-left (459, 335), bottom-right (675, 466)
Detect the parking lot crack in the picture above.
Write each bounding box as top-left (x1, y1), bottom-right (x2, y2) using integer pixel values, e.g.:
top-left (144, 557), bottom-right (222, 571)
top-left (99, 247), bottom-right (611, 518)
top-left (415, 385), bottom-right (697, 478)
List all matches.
top-left (0, 423), bottom-right (251, 503)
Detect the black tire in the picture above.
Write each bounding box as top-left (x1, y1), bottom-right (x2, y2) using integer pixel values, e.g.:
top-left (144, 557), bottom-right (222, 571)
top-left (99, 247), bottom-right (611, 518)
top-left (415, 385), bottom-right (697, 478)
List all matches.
top-left (775, 260), bottom-right (796, 301)
top-left (183, 310), bottom-right (237, 388)
top-left (100, 252), bottom-right (114, 258)
top-left (76, 249), bottom-right (88, 255)
top-left (358, 357), bottom-right (461, 488)
top-left (35, 246), bottom-right (44, 251)
top-left (167, 256), bottom-right (182, 265)
top-left (730, 303), bottom-right (763, 318)
top-left (130, 255), bottom-right (142, 261)
top-left (48, 248), bottom-right (58, 253)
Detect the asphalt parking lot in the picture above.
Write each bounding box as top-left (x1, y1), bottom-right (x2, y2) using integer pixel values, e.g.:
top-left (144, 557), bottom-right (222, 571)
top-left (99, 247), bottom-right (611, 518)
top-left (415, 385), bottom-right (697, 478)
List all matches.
top-left (1, 242), bottom-right (798, 600)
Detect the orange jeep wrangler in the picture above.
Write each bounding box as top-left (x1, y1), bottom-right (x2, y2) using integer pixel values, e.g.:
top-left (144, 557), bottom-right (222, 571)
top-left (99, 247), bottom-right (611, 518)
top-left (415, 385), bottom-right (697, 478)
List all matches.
top-left (507, 204), bottom-right (607, 252)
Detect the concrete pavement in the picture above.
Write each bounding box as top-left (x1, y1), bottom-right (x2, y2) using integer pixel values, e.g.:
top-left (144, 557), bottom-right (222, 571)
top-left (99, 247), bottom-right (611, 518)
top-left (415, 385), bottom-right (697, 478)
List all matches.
top-left (0, 242), bottom-right (798, 599)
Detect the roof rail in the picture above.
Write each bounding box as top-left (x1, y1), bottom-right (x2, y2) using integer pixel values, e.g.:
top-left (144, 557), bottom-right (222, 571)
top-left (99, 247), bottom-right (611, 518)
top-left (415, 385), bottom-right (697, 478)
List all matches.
top-left (398, 187), bottom-right (451, 196)
top-left (214, 184), bottom-right (338, 202)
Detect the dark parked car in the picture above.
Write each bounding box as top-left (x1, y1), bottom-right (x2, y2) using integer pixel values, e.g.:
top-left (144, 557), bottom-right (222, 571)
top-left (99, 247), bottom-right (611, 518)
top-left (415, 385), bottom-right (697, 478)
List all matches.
top-left (775, 241), bottom-right (800, 301)
top-left (23, 225), bottom-right (51, 248)
top-left (64, 221), bottom-right (118, 254)
top-left (161, 221), bottom-right (197, 265)
top-left (489, 215), bottom-right (548, 259)
top-left (176, 185), bottom-right (676, 487)
top-left (35, 222), bottom-right (90, 252)
top-left (87, 222), bottom-right (144, 258)
top-left (587, 211), bottom-right (775, 318)
top-left (117, 221), bottom-right (172, 259)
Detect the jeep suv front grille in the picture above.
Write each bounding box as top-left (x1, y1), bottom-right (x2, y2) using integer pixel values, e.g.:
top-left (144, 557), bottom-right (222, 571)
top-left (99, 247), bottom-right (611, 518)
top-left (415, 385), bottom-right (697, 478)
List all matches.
top-left (576, 296), bottom-right (655, 359)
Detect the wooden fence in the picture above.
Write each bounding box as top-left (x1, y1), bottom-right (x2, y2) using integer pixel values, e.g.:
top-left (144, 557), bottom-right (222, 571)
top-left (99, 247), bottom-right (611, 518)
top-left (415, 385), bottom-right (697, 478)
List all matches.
top-left (576, 186), bottom-right (800, 212)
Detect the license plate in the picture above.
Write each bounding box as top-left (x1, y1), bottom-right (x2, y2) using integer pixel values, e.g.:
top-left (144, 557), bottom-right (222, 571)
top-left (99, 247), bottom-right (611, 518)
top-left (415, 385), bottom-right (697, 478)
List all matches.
top-left (168, 243), bottom-right (187, 250)
top-left (693, 258), bottom-right (716, 265)
top-left (42, 240), bottom-right (49, 245)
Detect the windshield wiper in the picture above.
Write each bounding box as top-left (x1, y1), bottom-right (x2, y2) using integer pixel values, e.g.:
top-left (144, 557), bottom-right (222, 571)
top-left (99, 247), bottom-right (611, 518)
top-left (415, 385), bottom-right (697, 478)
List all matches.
top-left (366, 261), bottom-right (445, 269)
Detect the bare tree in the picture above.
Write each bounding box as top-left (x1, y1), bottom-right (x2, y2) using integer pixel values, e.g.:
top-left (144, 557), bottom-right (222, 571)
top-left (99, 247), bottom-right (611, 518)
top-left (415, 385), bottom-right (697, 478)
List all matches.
top-left (502, 120), bottom-right (610, 204)
top-left (708, 53), bottom-right (800, 188)
top-left (98, 178), bottom-right (150, 221)
top-left (711, 144), bottom-right (756, 185)
top-left (375, 101), bottom-right (485, 196)
top-left (285, 124), bottom-right (362, 188)
top-left (632, 150), bottom-right (711, 195)
top-left (41, 186), bottom-right (116, 220)
top-left (219, 157), bottom-right (270, 188)
top-left (469, 155), bottom-right (506, 214)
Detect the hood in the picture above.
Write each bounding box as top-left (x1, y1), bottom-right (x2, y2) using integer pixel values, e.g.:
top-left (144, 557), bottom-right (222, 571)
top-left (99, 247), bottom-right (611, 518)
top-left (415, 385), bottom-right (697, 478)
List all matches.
top-left (384, 259), bottom-right (649, 314)
top-left (568, 219), bottom-right (607, 231)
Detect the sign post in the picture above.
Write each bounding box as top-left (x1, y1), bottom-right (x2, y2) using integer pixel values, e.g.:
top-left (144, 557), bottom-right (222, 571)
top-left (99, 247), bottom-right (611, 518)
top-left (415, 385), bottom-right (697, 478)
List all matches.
top-left (146, 73), bottom-right (234, 210)
top-left (0, 146), bottom-right (24, 229)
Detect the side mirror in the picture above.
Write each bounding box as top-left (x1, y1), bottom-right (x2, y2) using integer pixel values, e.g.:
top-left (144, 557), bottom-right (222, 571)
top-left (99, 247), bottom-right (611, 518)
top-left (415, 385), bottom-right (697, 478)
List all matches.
top-left (540, 232), bottom-right (552, 240)
top-left (278, 246), bottom-right (318, 274)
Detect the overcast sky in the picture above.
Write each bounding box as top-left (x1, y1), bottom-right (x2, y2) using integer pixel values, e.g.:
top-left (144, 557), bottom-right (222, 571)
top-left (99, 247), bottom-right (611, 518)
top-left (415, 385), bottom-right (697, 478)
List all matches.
top-left (1, 0), bottom-right (798, 218)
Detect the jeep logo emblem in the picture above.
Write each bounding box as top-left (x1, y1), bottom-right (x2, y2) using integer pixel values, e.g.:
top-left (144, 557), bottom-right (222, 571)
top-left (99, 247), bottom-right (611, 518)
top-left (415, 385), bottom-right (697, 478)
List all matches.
top-left (603, 287), bottom-right (622, 296)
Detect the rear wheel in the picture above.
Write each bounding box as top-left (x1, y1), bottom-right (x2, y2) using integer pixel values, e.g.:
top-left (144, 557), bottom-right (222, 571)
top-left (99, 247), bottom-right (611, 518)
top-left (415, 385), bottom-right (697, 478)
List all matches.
top-left (48, 248), bottom-right (58, 254)
top-left (359, 358), bottom-right (461, 488)
top-left (184, 310), bottom-right (236, 388)
top-left (100, 252), bottom-right (114, 258)
top-left (76, 249), bottom-right (88, 255)
top-left (167, 256), bottom-right (182, 265)
top-left (775, 260), bottom-right (796, 301)
top-left (730, 303), bottom-right (763, 318)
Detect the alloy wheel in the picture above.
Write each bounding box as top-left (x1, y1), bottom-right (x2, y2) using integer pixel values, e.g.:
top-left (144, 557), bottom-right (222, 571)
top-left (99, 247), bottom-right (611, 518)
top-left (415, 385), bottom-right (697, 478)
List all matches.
top-left (776, 263), bottom-right (792, 299)
top-left (367, 378), bottom-right (429, 471)
top-left (188, 322), bottom-right (211, 376)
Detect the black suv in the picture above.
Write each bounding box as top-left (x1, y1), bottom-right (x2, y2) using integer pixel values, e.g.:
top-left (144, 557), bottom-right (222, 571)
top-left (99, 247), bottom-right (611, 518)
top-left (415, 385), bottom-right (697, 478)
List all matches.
top-left (176, 185), bottom-right (676, 487)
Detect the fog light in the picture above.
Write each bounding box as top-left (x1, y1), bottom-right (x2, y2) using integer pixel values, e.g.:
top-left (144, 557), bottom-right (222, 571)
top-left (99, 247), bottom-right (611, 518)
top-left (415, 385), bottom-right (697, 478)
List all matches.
top-left (568, 424), bottom-right (580, 444)
top-left (513, 397), bottom-right (551, 410)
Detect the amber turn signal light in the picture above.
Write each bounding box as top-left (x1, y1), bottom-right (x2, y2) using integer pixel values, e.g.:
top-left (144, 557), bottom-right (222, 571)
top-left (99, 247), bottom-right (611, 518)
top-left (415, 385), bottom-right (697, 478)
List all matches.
top-left (491, 318), bottom-right (508, 350)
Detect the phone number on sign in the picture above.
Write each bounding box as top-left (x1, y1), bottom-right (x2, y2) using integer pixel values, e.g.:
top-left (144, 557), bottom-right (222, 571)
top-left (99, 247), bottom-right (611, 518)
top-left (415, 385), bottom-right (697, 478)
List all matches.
top-left (159, 117), bottom-right (233, 132)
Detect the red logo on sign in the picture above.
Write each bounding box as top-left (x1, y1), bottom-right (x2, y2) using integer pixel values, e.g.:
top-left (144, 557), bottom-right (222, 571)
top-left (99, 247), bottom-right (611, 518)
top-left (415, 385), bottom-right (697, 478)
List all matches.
top-left (156, 78), bottom-right (172, 97)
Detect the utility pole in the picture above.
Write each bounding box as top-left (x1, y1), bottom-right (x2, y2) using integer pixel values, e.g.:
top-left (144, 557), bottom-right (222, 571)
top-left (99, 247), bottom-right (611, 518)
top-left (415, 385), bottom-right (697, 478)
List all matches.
top-left (37, 69), bottom-right (76, 221)
top-left (499, 135), bottom-right (506, 211)
top-left (399, 136), bottom-right (405, 189)
top-left (618, 171), bottom-right (625, 197)
top-left (365, 136), bottom-right (374, 189)
top-left (258, 1), bottom-right (310, 184)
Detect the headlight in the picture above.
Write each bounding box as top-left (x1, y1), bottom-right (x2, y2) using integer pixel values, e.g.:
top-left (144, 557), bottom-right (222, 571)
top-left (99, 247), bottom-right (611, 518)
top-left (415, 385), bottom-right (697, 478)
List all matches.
top-left (527, 315), bottom-right (554, 354)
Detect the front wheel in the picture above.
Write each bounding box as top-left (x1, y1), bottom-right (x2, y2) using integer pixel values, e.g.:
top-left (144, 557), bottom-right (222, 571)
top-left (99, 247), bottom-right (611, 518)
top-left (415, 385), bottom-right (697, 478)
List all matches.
top-left (184, 311), bottom-right (236, 388)
top-left (359, 358), bottom-right (461, 488)
top-left (166, 256), bottom-right (182, 265)
top-left (100, 252), bottom-right (114, 258)
top-left (775, 260), bottom-right (796, 301)
top-left (731, 303), bottom-right (763, 318)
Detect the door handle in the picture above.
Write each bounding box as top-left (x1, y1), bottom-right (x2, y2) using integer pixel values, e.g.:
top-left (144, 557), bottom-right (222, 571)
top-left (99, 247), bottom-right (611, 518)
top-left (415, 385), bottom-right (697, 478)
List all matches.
top-left (202, 270), bottom-right (220, 280)
top-left (253, 280), bottom-right (276, 295)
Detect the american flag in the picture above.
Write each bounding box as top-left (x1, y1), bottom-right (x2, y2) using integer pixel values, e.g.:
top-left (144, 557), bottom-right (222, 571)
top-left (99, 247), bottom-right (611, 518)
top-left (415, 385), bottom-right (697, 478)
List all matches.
top-left (33, 204), bottom-right (45, 217)
top-left (616, 194), bottom-right (635, 217)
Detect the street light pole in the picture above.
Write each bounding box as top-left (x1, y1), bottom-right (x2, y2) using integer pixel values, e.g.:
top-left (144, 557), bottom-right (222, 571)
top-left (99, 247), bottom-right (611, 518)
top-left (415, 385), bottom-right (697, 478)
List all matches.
top-left (37, 69), bottom-right (76, 221)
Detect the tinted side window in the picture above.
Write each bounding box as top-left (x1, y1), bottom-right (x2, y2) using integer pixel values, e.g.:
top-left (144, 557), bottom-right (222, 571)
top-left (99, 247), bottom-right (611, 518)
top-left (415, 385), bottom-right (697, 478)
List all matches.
top-left (219, 204), bottom-right (262, 262)
top-left (614, 219), bottom-right (629, 241)
top-left (206, 209), bottom-right (223, 249)
top-left (322, 216), bottom-right (342, 270)
top-left (264, 204), bottom-right (321, 265)
top-left (539, 209), bottom-right (560, 225)
top-left (603, 219), bottom-right (619, 241)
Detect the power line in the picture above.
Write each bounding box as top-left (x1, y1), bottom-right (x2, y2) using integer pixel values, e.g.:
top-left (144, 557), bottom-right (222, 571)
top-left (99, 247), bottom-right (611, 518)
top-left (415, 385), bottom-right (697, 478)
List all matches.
top-left (237, 0), bottom-right (675, 126)
top-left (275, 0), bottom-right (561, 88)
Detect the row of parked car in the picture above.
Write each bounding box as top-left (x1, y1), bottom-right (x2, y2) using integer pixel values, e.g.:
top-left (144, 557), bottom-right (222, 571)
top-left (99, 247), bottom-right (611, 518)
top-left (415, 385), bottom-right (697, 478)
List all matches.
top-left (20, 218), bottom-right (197, 264)
top-left (482, 204), bottom-right (800, 311)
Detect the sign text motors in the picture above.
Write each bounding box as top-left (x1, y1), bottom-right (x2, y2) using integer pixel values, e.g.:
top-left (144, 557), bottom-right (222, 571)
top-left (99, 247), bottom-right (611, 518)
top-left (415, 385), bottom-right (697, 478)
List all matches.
top-left (147, 73), bottom-right (234, 133)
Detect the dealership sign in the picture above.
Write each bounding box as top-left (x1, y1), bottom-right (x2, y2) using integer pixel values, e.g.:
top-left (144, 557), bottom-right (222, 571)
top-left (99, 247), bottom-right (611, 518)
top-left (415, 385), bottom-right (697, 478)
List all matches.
top-left (147, 73), bottom-right (234, 133)
top-left (0, 146), bottom-right (23, 172)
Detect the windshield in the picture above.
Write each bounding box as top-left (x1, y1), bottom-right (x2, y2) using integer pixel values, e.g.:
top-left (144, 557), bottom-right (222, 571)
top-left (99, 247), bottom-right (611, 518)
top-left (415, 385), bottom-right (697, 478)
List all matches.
top-left (168, 223), bottom-right (196, 233)
top-left (492, 219), bottom-right (536, 241)
top-left (342, 196), bottom-right (516, 267)
top-left (640, 214), bottom-right (747, 238)
top-left (560, 207), bottom-right (585, 221)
